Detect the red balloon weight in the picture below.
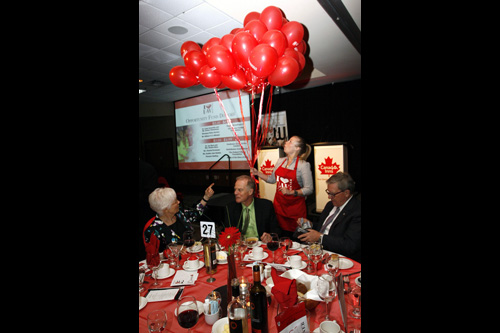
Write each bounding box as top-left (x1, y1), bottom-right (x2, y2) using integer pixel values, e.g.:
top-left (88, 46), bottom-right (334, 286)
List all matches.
top-left (281, 21), bottom-right (304, 48)
top-left (220, 68), bottom-right (246, 90)
top-left (244, 20), bottom-right (268, 42)
top-left (244, 11), bottom-right (261, 26)
top-left (248, 44), bottom-right (278, 78)
top-left (206, 45), bottom-right (237, 76)
top-left (268, 56), bottom-right (300, 87)
top-left (201, 37), bottom-right (221, 56)
top-left (260, 6), bottom-right (283, 31)
top-left (198, 65), bottom-right (221, 88)
top-left (169, 66), bottom-right (198, 88)
top-left (232, 31), bottom-right (258, 69)
top-left (180, 41), bottom-right (201, 58)
top-left (183, 50), bottom-right (207, 75)
top-left (260, 29), bottom-right (288, 57)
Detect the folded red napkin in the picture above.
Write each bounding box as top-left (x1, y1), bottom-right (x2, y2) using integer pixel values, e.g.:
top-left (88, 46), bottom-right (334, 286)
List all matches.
top-left (145, 232), bottom-right (160, 268)
top-left (271, 267), bottom-right (297, 308)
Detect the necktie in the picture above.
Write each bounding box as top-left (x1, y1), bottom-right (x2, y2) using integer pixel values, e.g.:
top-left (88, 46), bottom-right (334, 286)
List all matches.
top-left (319, 207), bottom-right (341, 234)
top-left (241, 207), bottom-right (250, 235)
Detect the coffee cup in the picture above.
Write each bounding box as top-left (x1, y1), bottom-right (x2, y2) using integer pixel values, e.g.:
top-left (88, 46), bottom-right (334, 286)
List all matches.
top-left (249, 247), bottom-right (264, 259)
top-left (319, 320), bottom-right (341, 333)
top-left (287, 255), bottom-right (303, 269)
top-left (186, 255), bottom-right (199, 269)
top-left (157, 263), bottom-right (170, 277)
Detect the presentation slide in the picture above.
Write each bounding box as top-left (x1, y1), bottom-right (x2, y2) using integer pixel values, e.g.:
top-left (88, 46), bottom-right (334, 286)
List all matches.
top-left (175, 90), bottom-right (251, 170)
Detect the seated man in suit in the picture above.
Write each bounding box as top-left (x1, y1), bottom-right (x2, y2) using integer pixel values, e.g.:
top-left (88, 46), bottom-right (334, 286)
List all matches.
top-left (224, 175), bottom-right (282, 243)
top-left (297, 172), bottom-right (361, 262)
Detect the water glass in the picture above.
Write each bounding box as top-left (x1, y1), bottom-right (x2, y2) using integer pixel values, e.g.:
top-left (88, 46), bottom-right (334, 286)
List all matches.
top-left (139, 266), bottom-right (146, 292)
top-left (316, 274), bottom-right (337, 321)
top-left (147, 309), bottom-right (167, 332)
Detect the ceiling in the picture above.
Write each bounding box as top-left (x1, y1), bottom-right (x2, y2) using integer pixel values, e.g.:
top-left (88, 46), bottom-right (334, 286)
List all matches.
top-left (139, 0), bottom-right (361, 104)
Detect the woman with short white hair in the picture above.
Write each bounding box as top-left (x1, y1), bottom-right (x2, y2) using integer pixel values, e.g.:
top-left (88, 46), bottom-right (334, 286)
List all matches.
top-left (143, 183), bottom-right (215, 253)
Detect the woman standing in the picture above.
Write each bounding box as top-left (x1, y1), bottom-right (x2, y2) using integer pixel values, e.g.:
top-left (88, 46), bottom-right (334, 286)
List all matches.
top-left (250, 136), bottom-right (313, 238)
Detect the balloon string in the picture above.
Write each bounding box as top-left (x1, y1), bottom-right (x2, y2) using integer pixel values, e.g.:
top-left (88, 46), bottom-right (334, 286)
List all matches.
top-left (237, 89), bottom-right (251, 163)
top-left (213, 88), bottom-right (252, 167)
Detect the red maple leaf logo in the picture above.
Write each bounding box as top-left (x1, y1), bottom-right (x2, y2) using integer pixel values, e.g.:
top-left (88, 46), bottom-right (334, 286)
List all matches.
top-left (260, 159), bottom-right (275, 175)
top-left (318, 156), bottom-right (340, 175)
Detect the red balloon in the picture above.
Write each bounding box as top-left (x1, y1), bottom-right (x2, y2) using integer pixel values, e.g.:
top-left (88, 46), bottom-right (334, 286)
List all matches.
top-left (245, 68), bottom-right (265, 87)
top-left (198, 65), bottom-right (221, 88)
top-left (244, 11), bottom-right (260, 26)
top-left (220, 68), bottom-right (246, 90)
top-left (220, 34), bottom-right (235, 52)
top-left (244, 20), bottom-right (267, 42)
top-left (283, 48), bottom-right (305, 71)
top-left (201, 37), bottom-right (221, 56)
top-left (231, 27), bottom-right (243, 35)
top-left (169, 66), bottom-right (198, 88)
top-left (183, 50), bottom-right (207, 75)
top-left (268, 56), bottom-right (300, 87)
top-left (260, 30), bottom-right (288, 57)
top-left (206, 45), bottom-right (237, 76)
top-left (281, 21), bottom-right (304, 48)
top-left (232, 31), bottom-right (258, 69)
top-left (295, 40), bottom-right (307, 55)
top-left (260, 6), bottom-right (283, 31)
top-left (248, 44), bottom-right (278, 78)
top-left (180, 41), bottom-right (201, 58)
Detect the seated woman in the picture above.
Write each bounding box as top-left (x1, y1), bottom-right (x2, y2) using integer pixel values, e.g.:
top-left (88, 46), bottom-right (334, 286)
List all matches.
top-left (143, 183), bottom-right (215, 253)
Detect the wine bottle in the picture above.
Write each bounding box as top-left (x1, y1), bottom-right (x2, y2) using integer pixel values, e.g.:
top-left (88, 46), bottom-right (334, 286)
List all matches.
top-left (228, 278), bottom-right (248, 333)
top-left (250, 265), bottom-right (268, 333)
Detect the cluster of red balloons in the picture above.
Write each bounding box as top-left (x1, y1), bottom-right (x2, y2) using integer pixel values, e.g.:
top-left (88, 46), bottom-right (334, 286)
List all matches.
top-left (169, 6), bottom-right (307, 93)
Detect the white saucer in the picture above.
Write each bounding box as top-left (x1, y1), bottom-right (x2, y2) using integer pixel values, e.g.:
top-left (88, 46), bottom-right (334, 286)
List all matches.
top-left (156, 268), bottom-right (175, 279)
top-left (217, 259), bottom-right (227, 264)
top-left (246, 252), bottom-right (269, 261)
top-left (312, 328), bottom-right (344, 333)
top-left (212, 317), bottom-right (228, 333)
top-left (355, 276), bottom-right (361, 287)
top-left (287, 261), bottom-right (308, 270)
top-left (291, 241), bottom-right (301, 250)
top-left (339, 258), bottom-right (353, 269)
top-left (174, 300), bottom-right (204, 316)
top-left (247, 241), bottom-right (262, 248)
top-left (183, 261), bottom-right (205, 271)
top-left (139, 296), bottom-right (147, 310)
top-left (187, 246), bottom-right (203, 253)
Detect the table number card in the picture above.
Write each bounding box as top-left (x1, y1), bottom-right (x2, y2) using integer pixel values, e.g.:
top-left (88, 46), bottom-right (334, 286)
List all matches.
top-left (200, 221), bottom-right (216, 238)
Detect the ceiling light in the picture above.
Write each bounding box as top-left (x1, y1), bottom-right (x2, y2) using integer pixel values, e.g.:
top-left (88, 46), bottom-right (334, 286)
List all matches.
top-left (168, 26), bottom-right (188, 35)
top-left (139, 89), bottom-right (146, 94)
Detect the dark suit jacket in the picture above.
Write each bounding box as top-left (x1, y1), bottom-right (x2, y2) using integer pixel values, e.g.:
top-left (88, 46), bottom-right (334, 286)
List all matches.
top-left (314, 197), bottom-right (361, 263)
top-left (224, 197), bottom-right (282, 237)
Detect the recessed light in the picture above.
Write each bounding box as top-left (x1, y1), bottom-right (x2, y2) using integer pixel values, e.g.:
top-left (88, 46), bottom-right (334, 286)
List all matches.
top-left (168, 26), bottom-right (188, 35)
top-left (139, 89), bottom-right (146, 94)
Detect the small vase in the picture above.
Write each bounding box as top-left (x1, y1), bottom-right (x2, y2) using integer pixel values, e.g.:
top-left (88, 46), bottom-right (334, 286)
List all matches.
top-left (227, 252), bottom-right (237, 300)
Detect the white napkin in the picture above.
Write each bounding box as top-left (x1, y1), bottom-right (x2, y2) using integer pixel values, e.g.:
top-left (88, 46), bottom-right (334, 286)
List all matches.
top-left (279, 269), bottom-right (323, 301)
top-left (170, 270), bottom-right (198, 286)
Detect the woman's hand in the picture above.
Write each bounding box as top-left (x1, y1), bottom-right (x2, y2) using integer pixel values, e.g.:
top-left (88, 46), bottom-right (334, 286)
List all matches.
top-left (204, 183), bottom-right (215, 200)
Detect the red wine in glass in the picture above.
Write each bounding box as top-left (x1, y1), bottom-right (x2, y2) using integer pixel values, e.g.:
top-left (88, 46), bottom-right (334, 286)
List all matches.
top-left (266, 241), bottom-right (279, 251)
top-left (177, 309), bottom-right (199, 329)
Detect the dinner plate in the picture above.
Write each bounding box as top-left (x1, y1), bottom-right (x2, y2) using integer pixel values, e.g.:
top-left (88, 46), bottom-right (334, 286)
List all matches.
top-left (339, 258), bottom-right (353, 269)
top-left (182, 261), bottom-right (205, 271)
top-left (156, 269), bottom-right (175, 279)
top-left (174, 300), bottom-right (204, 317)
top-left (211, 317), bottom-right (228, 333)
top-left (187, 246), bottom-right (203, 253)
top-left (245, 252), bottom-right (269, 261)
top-left (139, 296), bottom-right (147, 311)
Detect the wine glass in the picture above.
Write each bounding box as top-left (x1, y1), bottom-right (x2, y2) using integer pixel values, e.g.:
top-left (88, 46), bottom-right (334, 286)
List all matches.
top-left (316, 274), bottom-right (337, 321)
top-left (349, 285), bottom-right (361, 319)
top-left (325, 253), bottom-right (340, 278)
top-left (266, 233), bottom-right (280, 263)
top-left (302, 244), bottom-right (314, 273)
top-left (168, 242), bottom-right (182, 269)
top-left (310, 241), bottom-right (323, 275)
top-left (236, 237), bottom-right (248, 267)
top-left (139, 266), bottom-right (146, 292)
top-left (146, 252), bottom-right (161, 287)
top-left (147, 309), bottom-right (167, 332)
top-left (183, 231), bottom-right (195, 252)
top-left (177, 296), bottom-right (199, 332)
top-left (279, 236), bottom-right (292, 259)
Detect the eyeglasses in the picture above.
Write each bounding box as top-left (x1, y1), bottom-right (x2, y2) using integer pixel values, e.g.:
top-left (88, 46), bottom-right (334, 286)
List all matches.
top-left (325, 189), bottom-right (344, 197)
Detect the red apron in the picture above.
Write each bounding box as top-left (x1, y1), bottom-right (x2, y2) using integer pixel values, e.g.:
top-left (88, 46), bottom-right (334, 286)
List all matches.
top-left (273, 158), bottom-right (307, 232)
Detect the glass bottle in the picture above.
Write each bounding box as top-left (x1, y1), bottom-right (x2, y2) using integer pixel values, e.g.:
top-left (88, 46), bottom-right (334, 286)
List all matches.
top-left (228, 278), bottom-right (248, 333)
top-left (250, 265), bottom-right (268, 333)
top-left (203, 237), bottom-right (217, 282)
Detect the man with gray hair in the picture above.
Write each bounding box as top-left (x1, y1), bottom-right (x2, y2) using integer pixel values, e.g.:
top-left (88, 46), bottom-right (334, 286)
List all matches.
top-left (297, 172), bottom-right (361, 262)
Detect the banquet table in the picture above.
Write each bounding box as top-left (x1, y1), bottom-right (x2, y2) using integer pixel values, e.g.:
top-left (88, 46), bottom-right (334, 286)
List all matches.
top-left (139, 243), bottom-right (361, 333)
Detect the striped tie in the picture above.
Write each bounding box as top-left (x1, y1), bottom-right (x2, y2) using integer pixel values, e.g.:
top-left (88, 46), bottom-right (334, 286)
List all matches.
top-left (319, 207), bottom-right (341, 234)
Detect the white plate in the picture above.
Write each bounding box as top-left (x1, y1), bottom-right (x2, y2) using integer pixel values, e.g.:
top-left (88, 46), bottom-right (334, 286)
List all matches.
top-left (187, 246), bottom-right (203, 253)
top-left (339, 258), bottom-right (353, 269)
top-left (156, 268), bottom-right (175, 279)
top-left (291, 241), bottom-right (301, 250)
top-left (245, 252), bottom-right (269, 261)
top-left (183, 261), bottom-right (205, 271)
top-left (211, 317), bottom-right (228, 333)
top-left (312, 327), bottom-right (344, 333)
top-left (174, 300), bottom-right (204, 316)
top-left (287, 261), bottom-right (307, 270)
top-left (139, 296), bottom-right (147, 311)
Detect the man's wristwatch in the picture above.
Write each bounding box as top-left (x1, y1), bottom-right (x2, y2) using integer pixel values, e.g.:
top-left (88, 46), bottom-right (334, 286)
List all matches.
top-left (293, 190), bottom-right (298, 196)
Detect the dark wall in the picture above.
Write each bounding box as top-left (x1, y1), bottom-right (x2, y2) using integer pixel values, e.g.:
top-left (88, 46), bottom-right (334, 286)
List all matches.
top-left (257, 79), bottom-right (361, 193)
